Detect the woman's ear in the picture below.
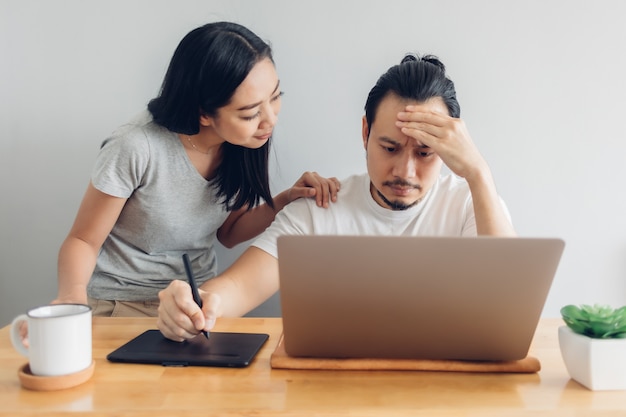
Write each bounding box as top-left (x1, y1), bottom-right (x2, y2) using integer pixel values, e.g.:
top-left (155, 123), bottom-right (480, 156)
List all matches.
top-left (199, 113), bottom-right (213, 127)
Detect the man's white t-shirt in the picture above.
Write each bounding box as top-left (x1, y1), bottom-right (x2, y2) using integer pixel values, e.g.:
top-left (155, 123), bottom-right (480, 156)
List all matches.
top-left (252, 172), bottom-right (503, 258)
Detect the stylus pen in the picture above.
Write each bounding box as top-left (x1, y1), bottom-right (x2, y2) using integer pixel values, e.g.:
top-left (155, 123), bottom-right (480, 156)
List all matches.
top-left (182, 253), bottom-right (209, 339)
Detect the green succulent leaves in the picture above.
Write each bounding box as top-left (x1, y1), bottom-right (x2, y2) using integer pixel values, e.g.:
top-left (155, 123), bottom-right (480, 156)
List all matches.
top-left (561, 304), bottom-right (626, 339)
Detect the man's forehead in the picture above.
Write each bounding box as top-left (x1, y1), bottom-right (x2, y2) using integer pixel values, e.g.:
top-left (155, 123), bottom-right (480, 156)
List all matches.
top-left (378, 135), bottom-right (429, 148)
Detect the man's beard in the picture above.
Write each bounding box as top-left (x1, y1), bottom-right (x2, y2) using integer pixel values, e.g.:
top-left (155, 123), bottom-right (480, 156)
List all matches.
top-left (375, 188), bottom-right (422, 211)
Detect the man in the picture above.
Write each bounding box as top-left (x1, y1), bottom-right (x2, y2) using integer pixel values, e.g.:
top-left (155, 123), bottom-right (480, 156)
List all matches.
top-left (157, 53), bottom-right (516, 341)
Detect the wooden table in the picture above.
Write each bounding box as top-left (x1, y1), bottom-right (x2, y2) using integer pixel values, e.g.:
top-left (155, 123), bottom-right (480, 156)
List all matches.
top-left (1, 317), bottom-right (625, 416)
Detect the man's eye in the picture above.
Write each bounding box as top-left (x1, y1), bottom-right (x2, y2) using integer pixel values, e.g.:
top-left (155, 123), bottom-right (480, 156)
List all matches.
top-left (383, 146), bottom-right (396, 153)
top-left (418, 151), bottom-right (433, 157)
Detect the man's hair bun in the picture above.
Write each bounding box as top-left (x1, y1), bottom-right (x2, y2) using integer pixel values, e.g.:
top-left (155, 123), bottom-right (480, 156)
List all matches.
top-left (401, 53), bottom-right (446, 73)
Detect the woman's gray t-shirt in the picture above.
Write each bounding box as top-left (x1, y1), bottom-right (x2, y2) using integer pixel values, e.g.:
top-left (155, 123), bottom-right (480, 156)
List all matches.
top-left (88, 112), bottom-right (230, 301)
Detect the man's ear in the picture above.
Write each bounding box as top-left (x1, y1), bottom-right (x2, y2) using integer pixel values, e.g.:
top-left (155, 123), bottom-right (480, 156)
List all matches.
top-left (361, 116), bottom-right (369, 150)
top-left (199, 113), bottom-right (213, 127)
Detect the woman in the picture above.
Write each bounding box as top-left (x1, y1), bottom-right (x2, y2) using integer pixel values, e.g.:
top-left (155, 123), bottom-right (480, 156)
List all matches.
top-left (53, 22), bottom-right (339, 316)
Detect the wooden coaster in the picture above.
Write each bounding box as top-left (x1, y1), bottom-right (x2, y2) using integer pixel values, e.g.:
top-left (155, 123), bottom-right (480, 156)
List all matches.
top-left (18, 361), bottom-right (95, 391)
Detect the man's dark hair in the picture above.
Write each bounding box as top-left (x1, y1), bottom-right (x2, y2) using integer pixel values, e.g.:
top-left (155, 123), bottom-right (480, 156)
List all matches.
top-left (364, 54), bottom-right (460, 134)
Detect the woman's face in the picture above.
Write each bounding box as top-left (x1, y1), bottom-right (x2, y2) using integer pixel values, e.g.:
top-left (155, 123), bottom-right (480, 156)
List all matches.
top-left (202, 58), bottom-right (282, 148)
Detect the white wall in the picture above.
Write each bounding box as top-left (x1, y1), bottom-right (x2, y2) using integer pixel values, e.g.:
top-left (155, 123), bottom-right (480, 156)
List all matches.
top-left (2, 0), bottom-right (625, 326)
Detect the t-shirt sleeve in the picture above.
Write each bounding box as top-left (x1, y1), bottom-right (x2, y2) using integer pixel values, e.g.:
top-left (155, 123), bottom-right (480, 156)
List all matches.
top-left (91, 132), bottom-right (150, 198)
top-left (251, 198), bottom-right (313, 258)
top-left (460, 195), bottom-right (477, 236)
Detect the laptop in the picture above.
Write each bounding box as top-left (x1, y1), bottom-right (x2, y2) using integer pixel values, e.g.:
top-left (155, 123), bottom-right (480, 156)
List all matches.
top-left (107, 330), bottom-right (269, 368)
top-left (277, 235), bottom-right (564, 361)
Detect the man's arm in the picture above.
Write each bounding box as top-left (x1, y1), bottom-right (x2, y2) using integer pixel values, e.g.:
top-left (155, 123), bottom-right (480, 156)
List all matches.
top-left (464, 168), bottom-right (516, 236)
top-left (157, 246), bottom-right (279, 341)
top-left (397, 106), bottom-right (515, 236)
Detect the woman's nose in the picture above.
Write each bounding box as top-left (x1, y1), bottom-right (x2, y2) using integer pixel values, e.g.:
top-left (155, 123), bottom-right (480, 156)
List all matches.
top-left (260, 102), bottom-right (279, 128)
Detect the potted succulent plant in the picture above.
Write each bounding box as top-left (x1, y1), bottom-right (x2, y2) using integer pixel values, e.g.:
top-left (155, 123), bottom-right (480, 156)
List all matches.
top-left (559, 304), bottom-right (626, 390)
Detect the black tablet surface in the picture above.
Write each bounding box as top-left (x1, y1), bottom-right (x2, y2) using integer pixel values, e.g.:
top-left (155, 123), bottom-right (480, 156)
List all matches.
top-left (107, 330), bottom-right (269, 368)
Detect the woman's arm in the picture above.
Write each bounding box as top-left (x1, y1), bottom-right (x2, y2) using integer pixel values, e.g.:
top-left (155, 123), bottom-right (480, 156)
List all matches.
top-left (217, 171), bottom-right (339, 247)
top-left (55, 182), bottom-right (127, 304)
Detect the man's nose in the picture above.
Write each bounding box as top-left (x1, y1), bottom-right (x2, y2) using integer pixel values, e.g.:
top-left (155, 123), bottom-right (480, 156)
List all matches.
top-left (392, 152), bottom-right (418, 178)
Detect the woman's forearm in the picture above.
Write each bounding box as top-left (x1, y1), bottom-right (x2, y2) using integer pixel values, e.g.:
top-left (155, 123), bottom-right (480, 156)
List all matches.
top-left (55, 236), bottom-right (99, 304)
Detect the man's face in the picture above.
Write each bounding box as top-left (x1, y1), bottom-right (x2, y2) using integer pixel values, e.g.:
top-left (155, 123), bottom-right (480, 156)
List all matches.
top-left (362, 94), bottom-right (447, 210)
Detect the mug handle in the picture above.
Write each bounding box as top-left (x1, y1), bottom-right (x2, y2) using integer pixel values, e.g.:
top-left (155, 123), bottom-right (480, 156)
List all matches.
top-left (10, 314), bottom-right (29, 357)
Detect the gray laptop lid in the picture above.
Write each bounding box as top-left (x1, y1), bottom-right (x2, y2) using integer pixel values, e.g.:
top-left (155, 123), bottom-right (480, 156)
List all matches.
top-left (277, 236), bottom-right (564, 361)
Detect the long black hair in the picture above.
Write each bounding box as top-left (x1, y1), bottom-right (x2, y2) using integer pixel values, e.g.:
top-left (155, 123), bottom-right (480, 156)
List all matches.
top-left (364, 54), bottom-right (460, 132)
top-left (148, 22), bottom-right (275, 210)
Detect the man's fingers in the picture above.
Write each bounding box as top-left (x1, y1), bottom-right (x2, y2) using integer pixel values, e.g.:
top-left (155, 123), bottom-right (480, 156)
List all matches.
top-left (157, 312), bottom-right (196, 342)
top-left (202, 291), bottom-right (221, 331)
top-left (157, 280), bottom-right (204, 341)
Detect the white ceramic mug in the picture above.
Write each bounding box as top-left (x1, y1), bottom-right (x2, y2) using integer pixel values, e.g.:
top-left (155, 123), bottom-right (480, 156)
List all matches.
top-left (10, 304), bottom-right (92, 376)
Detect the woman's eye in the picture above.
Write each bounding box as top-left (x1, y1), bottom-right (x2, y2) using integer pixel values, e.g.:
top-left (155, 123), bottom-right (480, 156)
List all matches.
top-left (241, 93), bottom-right (283, 121)
top-left (242, 113), bottom-right (260, 121)
top-left (272, 91), bottom-right (284, 102)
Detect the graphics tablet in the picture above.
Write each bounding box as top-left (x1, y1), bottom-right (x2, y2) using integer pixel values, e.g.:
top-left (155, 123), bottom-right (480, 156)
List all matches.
top-left (107, 330), bottom-right (269, 367)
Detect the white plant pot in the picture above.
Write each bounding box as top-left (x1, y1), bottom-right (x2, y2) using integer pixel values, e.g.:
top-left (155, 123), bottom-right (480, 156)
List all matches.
top-left (558, 325), bottom-right (626, 390)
